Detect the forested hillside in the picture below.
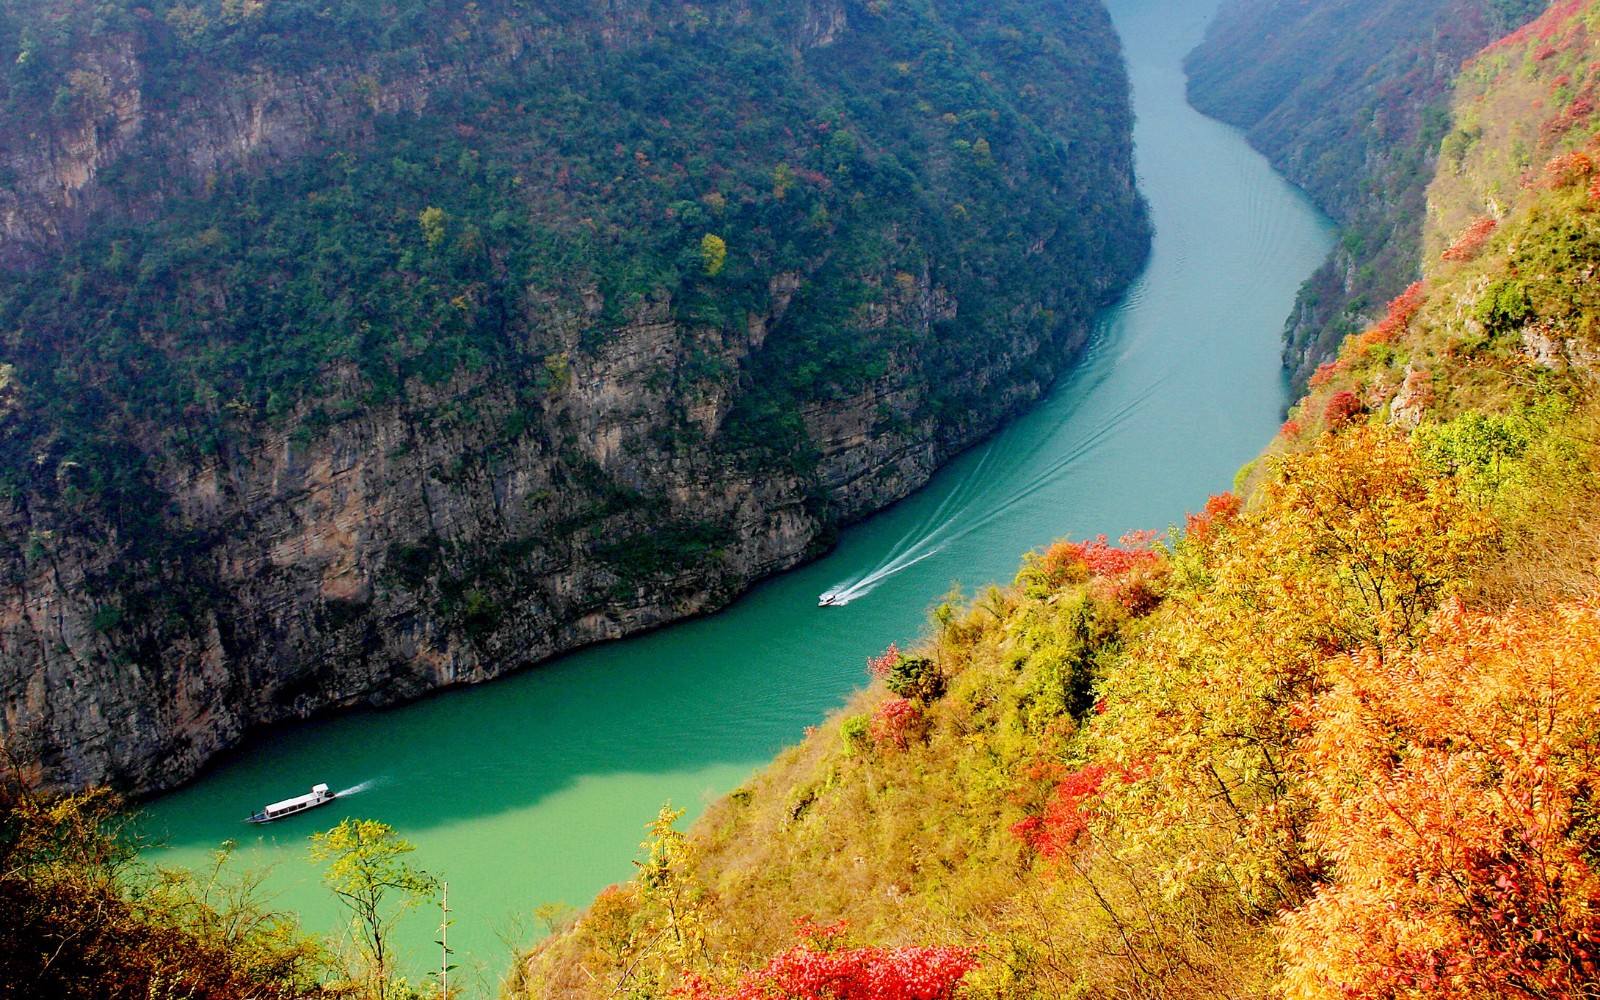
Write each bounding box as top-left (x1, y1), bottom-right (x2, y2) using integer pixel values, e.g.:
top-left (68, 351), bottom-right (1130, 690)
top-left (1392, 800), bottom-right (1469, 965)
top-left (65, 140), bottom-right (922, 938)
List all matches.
top-left (1187, 0), bottom-right (1542, 385)
top-left (513, 3), bottom-right (1600, 996)
top-left (0, 0), bottom-right (1148, 794)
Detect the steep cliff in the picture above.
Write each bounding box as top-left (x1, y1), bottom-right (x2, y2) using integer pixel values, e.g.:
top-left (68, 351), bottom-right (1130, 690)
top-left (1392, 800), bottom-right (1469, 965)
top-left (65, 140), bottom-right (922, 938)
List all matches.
top-left (0, 0), bottom-right (1148, 793)
top-left (1186, 0), bottom-right (1542, 386)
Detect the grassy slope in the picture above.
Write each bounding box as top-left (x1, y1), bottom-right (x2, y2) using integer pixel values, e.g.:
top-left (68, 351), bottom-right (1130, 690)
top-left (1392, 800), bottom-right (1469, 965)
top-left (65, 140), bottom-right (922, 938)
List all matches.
top-left (511, 4), bottom-right (1600, 998)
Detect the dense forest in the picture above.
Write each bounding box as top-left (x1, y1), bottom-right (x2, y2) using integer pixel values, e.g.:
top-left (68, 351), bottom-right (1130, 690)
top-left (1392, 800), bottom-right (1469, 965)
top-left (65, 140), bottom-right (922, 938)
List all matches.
top-left (1187, 0), bottom-right (1544, 386)
top-left (0, 0), bottom-right (1148, 793)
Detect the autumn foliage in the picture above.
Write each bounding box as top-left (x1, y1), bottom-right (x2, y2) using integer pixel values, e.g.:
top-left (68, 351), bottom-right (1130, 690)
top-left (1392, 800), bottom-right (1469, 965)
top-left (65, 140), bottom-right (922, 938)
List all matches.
top-left (1357, 281), bottom-right (1427, 345)
top-left (1281, 602), bottom-right (1600, 999)
top-left (1010, 762), bottom-right (1111, 859)
top-left (1184, 492), bottom-right (1243, 545)
top-left (0, 773), bottom-right (325, 1000)
top-left (1308, 359), bottom-right (1345, 388)
top-left (679, 922), bottom-right (977, 1000)
top-left (518, 59), bottom-right (1600, 990)
top-left (1032, 533), bottom-right (1166, 613)
top-left (1442, 218), bottom-right (1498, 262)
top-left (869, 698), bottom-right (922, 751)
top-left (1322, 389), bottom-right (1365, 427)
top-left (1545, 150), bottom-right (1596, 189)
top-left (866, 643), bottom-right (901, 679)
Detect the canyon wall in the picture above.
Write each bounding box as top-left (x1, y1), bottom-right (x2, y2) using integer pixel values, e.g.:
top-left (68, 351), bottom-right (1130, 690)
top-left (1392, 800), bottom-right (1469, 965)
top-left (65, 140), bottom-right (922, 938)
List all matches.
top-left (0, 0), bottom-right (1148, 793)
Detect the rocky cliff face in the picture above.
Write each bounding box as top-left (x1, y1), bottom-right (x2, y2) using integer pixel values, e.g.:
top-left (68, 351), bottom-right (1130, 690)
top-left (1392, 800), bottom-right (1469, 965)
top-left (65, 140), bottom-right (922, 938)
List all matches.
top-left (7, 271), bottom-right (1037, 793)
top-left (0, 0), bottom-right (1147, 794)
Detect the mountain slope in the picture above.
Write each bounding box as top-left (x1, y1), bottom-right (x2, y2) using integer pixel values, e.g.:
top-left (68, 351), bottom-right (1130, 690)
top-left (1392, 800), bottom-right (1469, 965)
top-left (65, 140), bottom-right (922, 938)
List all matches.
top-left (1186, 0), bottom-right (1542, 385)
top-left (513, 4), bottom-right (1600, 997)
top-left (0, 0), bottom-right (1148, 794)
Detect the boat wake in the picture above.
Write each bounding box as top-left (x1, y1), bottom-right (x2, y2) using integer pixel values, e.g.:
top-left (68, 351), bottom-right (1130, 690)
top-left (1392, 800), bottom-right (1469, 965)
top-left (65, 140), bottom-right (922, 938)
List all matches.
top-left (818, 373), bottom-right (1170, 607)
top-left (336, 777), bottom-right (383, 798)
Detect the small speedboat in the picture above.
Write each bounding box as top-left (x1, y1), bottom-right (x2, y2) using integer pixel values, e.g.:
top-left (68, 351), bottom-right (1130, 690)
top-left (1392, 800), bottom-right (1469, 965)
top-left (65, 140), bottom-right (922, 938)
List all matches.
top-left (819, 592), bottom-right (842, 607)
top-left (247, 783), bottom-right (336, 824)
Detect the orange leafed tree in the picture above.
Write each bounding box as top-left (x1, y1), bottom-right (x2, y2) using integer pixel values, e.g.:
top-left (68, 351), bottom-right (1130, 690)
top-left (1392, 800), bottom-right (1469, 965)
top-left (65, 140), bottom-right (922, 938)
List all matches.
top-left (1280, 601), bottom-right (1600, 999)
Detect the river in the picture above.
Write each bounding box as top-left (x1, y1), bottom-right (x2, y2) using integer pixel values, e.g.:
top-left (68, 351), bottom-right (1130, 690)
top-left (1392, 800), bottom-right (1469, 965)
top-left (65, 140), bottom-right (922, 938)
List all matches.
top-left (139, 0), bottom-right (1336, 991)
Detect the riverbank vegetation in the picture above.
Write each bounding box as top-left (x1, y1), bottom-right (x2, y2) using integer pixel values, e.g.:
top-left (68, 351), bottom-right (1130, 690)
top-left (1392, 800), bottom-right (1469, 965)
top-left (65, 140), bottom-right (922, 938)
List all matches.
top-left (10, 2), bottom-right (1600, 997)
top-left (510, 4), bottom-right (1600, 996)
top-left (0, 758), bottom-right (445, 1000)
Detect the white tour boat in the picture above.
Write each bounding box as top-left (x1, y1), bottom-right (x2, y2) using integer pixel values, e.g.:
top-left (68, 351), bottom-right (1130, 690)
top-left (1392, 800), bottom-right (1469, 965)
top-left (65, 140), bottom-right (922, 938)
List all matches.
top-left (247, 783), bottom-right (336, 824)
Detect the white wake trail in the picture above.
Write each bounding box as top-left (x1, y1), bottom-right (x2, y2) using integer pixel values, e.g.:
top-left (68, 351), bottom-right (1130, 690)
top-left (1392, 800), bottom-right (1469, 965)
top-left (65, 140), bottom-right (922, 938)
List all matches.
top-left (819, 373), bottom-right (1171, 607)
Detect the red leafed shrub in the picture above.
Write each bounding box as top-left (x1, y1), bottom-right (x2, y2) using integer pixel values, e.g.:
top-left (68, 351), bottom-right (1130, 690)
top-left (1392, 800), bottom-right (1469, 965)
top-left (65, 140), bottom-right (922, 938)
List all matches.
top-left (1489, 0), bottom-right (1583, 52)
top-left (866, 643), bottom-right (900, 679)
top-left (1280, 418), bottom-right (1304, 439)
top-left (1308, 360), bottom-right (1344, 388)
top-left (1358, 281), bottom-right (1427, 345)
top-left (1035, 539), bottom-right (1090, 588)
top-left (1038, 534), bottom-right (1155, 583)
top-left (679, 939), bottom-right (978, 1000)
top-left (1542, 95), bottom-right (1597, 141)
top-left (1544, 150), bottom-right (1594, 188)
top-left (1011, 763), bottom-right (1109, 857)
top-left (1078, 535), bottom-right (1152, 578)
top-left (1323, 390), bottom-right (1365, 428)
top-left (870, 698), bottom-right (922, 750)
top-left (1441, 218), bottom-right (1499, 263)
top-left (1184, 492), bottom-right (1243, 544)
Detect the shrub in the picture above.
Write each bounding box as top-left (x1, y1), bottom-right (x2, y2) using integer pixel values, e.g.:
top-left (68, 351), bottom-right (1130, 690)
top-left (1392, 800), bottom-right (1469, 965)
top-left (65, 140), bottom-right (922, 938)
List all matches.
top-left (1322, 390), bottom-right (1365, 427)
top-left (680, 938), bottom-right (977, 1000)
top-left (885, 656), bottom-right (945, 703)
top-left (1308, 360), bottom-right (1344, 388)
top-left (1356, 281), bottom-right (1427, 347)
top-left (1010, 762), bottom-right (1112, 859)
top-left (1473, 278), bottom-right (1534, 335)
top-left (869, 698), bottom-right (923, 751)
top-left (866, 643), bottom-right (900, 679)
top-left (1280, 602), bottom-right (1600, 999)
top-left (1543, 149), bottom-right (1594, 188)
top-left (839, 715), bottom-right (871, 754)
top-left (1441, 218), bottom-right (1497, 262)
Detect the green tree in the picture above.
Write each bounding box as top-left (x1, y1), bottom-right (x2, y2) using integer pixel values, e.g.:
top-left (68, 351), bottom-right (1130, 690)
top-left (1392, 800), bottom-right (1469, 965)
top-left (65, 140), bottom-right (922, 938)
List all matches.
top-left (418, 207), bottom-right (448, 251)
top-left (700, 234), bottom-right (728, 277)
top-left (635, 805), bottom-right (707, 972)
top-left (310, 819), bottom-right (438, 1000)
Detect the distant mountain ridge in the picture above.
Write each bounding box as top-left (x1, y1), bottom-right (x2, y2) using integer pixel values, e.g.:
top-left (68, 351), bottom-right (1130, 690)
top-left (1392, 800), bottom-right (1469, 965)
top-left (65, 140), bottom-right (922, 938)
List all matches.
top-left (1186, 0), bottom-right (1543, 386)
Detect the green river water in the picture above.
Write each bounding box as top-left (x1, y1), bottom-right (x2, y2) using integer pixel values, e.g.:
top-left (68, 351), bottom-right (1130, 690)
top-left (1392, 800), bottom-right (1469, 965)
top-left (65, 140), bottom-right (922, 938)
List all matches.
top-left (140, 0), bottom-right (1337, 991)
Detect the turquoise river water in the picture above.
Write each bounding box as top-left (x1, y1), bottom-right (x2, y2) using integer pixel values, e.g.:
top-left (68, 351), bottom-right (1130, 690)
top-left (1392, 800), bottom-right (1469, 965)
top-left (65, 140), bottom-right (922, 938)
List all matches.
top-left (140, 0), bottom-right (1336, 992)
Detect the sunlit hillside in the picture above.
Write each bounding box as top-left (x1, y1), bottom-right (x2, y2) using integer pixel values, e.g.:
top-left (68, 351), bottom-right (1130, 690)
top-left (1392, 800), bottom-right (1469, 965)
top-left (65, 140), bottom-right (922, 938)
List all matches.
top-left (511, 3), bottom-right (1600, 996)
